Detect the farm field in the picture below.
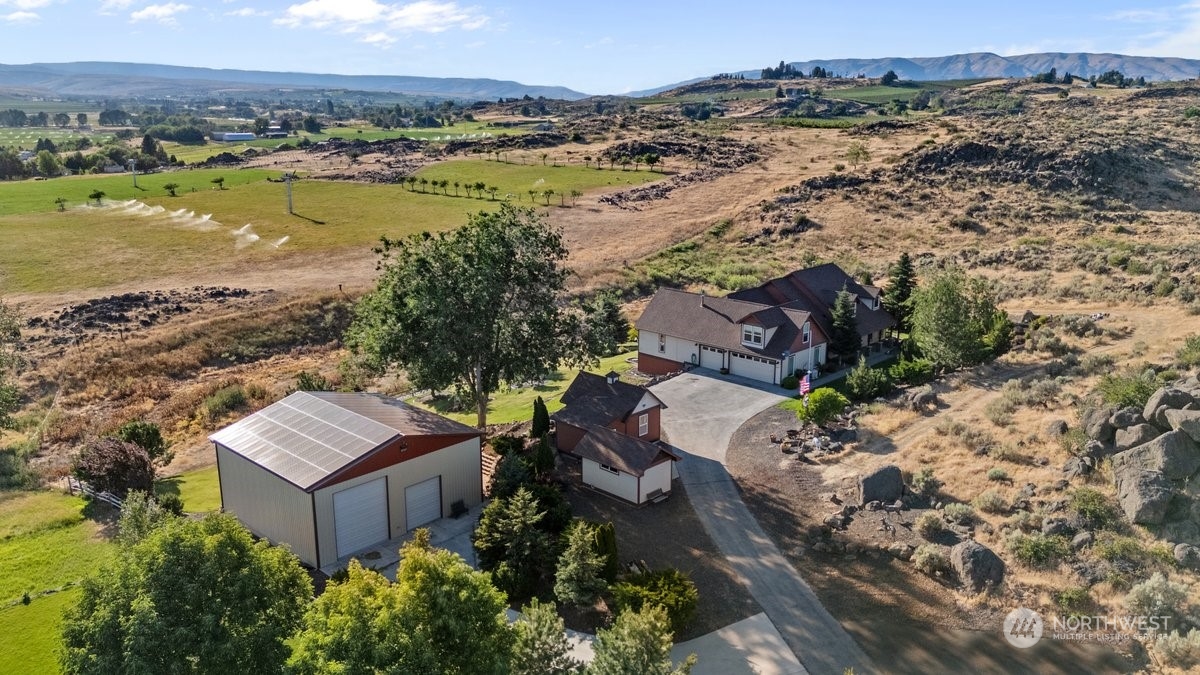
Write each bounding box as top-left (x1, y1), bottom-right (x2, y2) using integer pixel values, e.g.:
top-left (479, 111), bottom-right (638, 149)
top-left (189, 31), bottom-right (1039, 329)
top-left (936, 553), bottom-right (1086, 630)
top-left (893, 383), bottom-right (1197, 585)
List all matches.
top-left (164, 121), bottom-right (519, 163)
top-left (0, 98), bottom-right (96, 114)
top-left (0, 127), bottom-right (114, 148)
top-left (0, 162), bottom-right (665, 293)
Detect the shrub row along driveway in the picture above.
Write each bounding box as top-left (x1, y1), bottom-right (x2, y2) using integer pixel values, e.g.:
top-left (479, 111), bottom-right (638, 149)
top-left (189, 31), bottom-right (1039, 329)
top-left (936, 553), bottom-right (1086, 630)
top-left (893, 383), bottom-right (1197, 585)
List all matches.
top-left (652, 370), bottom-right (874, 675)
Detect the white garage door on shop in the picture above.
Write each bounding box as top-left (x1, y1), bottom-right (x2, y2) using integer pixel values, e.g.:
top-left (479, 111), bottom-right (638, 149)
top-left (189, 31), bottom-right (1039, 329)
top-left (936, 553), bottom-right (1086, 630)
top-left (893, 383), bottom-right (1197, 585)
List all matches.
top-left (405, 476), bottom-right (442, 531)
top-left (333, 477), bottom-right (389, 559)
top-left (699, 345), bottom-right (723, 370)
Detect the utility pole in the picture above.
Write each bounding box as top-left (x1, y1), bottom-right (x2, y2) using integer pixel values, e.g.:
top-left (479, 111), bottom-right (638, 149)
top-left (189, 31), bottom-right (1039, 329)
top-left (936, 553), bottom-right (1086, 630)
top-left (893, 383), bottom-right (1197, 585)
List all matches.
top-left (284, 172), bottom-right (293, 214)
top-left (128, 159), bottom-right (137, 188)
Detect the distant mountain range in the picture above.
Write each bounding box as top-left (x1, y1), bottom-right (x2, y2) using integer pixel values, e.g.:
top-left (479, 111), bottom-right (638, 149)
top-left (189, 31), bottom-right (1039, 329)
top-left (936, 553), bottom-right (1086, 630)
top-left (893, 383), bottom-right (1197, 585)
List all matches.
top-left (0, 62), bottom-right (589, 101)
top-left (632, 52), bottom-right (1200, 96)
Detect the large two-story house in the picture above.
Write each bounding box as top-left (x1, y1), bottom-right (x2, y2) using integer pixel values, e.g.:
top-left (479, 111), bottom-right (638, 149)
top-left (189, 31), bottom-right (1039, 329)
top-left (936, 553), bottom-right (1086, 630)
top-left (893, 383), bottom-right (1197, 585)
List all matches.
top-left (635, 263), bottom-right (895, 385)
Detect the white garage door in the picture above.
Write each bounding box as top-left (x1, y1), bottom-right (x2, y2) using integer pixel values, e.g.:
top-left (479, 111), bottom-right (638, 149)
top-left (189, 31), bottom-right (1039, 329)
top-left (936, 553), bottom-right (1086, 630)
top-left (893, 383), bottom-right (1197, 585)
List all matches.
top-left (333, 477), bottom-right (389, 559)
top-left (405, 476), bottom-right (442, 530)
top-left (729, 352), bottom-right (776, 383)
top-left (699, 345), bottom-right (723, 370)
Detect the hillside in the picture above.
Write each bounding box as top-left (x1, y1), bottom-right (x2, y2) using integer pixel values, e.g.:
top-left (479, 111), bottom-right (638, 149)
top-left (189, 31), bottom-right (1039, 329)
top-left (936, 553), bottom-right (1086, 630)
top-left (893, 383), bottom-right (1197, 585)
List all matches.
top-left (632, 51), bottom-right (1200, 95)
top-left (0, 62), bottom-right (589, 101)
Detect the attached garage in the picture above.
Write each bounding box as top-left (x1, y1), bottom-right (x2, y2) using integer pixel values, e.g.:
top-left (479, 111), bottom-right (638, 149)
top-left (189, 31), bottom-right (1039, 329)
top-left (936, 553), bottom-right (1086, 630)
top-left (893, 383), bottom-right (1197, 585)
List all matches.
top-left (729, 352), bottom-right (776, 383)
top-left (699, 345), bottom-right (724, 370)
top-left (211, 391), bottom-right (484, 570)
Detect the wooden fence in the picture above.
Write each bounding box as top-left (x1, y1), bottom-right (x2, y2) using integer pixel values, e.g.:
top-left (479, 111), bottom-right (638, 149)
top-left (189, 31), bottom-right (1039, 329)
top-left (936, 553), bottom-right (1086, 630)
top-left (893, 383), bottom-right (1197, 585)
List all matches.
top-left (65, 476), bottom-right (124, 510)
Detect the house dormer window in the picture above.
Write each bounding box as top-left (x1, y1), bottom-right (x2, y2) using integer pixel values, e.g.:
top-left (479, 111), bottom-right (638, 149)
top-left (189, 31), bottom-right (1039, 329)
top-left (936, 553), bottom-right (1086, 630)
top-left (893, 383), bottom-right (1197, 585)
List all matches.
top-left (872, 297), bottom-right (880, 310)
top-left (802, 322), bottom-right (811, 344)
top-left (742, 325), bottom-right (764, 346)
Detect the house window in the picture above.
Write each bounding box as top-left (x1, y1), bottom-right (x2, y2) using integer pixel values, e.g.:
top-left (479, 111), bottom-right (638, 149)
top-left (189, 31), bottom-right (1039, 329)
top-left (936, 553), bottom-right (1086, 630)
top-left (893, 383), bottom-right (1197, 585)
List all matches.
top-left (802, 321), bottom-right (810, 344)
top-left (741, 325), bottom-right (763, 346)
top-left (638, 413), bottom-right (649, 437)
top-left (873, 297), bottom-right (881, 310)
top-left (599, 463), bottom-right (619, 475)
top-left (658, 334), bottom-right (666, 353)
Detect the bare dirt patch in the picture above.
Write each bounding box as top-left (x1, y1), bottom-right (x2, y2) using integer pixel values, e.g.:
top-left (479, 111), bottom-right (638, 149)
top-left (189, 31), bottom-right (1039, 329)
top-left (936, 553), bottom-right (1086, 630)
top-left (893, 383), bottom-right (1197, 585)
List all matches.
top-left (559, 455), bottom-right (760, 640)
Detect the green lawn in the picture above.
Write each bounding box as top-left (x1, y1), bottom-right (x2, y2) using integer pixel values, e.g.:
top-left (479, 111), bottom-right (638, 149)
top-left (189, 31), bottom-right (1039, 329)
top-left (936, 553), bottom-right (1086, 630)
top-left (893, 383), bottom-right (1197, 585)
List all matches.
top-left (0, 491), bottom-right (115, 607)
top-left (156, 465), bottom-right (221, 513)
top-left (420, 350), bottom-right (640, 426)
top-left (0, 162), bottom-right (666, 293)
top-left (0, 587), bottom-right (79, 674)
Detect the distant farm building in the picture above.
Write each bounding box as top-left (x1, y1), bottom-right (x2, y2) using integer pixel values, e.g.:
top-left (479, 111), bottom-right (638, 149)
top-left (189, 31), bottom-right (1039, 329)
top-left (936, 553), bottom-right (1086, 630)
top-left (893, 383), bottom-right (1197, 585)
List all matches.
top-left (212, 132), bottom-right (256, 142)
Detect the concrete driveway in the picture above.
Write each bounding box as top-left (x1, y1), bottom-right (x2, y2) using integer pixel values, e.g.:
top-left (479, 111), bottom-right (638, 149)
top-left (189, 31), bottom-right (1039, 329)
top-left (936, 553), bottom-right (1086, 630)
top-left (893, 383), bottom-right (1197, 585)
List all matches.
top-left (653, 369), bottom-right (875, 675)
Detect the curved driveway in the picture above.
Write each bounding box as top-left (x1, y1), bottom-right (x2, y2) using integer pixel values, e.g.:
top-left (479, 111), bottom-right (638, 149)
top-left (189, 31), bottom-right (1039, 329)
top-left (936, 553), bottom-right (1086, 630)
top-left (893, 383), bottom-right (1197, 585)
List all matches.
top-left (653, 370), bottom-right (875, 675)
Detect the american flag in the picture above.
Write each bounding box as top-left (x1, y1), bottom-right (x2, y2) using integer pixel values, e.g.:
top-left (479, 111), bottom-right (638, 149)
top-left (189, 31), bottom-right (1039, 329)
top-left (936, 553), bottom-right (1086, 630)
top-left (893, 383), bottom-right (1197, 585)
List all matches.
top-left (799, 374), bottom-right (811, 395)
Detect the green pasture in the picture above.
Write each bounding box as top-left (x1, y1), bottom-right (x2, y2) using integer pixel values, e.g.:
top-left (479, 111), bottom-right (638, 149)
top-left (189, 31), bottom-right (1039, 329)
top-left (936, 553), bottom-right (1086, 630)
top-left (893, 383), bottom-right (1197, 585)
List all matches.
top-left (165, 121), bottom-right (518, 164)
top-left (420, 349), bottom-right (639, 426)
top-left (0, 97), bottom-right (95, 114)
top-left (0, 161), bottom-right (664, 293)
top-left (0, 127), bottom-right (113, 149)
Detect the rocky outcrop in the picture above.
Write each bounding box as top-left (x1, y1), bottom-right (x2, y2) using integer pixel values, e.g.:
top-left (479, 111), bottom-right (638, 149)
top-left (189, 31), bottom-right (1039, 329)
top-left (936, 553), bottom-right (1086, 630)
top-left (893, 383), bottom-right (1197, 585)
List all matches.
top-left (1112, 427), bottom-right (1200, 526)
top-left (859, 465), bottom-right (904, 506)
top-left (950, 540), bottom-right (1005, 593)
top-left (1143, 388), bottom-right (1195, 430)
top-left (1082, 406), bottom-right (1116, 443)
top-left (1115, 424), bottom-right (1161, 453)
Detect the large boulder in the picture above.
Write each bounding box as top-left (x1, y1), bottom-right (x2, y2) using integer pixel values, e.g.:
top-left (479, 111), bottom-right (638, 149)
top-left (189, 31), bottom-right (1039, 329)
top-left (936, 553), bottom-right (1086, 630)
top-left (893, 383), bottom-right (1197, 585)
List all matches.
top-left (1082, 406), bottom-right (1116, 443)
top-left (1165, 409), bottom-right (1200, 443)
top-left (1109, 407), bottom-right (1144, 430)
top-left (859, 465), bottom-right (904, 506)
top-left (1143, 388), bottom-right (1196, 430)
top-left (1174, 543), bottom-right (1200, 570)
top-left (1044, 419), bottom-right (1068, 438)
top-left (950, 540), bottom-right (1005, 593)
top-left (1113, 470), bottom-right (1174, 525)
top-left (1112, 430), bottom-right (1200, 481)
top-left (1115, 424), bottom-right (1162, 453)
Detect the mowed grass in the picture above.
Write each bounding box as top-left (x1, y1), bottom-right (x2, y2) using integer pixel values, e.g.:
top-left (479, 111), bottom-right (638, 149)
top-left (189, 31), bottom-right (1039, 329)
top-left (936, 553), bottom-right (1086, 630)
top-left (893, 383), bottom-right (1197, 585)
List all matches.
top-left (421, 350), bottom-right (639, 426)
top-left (156, 465), bottom-right (221, 513)
top-left (0, 161), bottom-right (664, 293)
top-left (415, 159), bottom-right (662, 201)
top-left (0, 586), bottom-right (79, 675)
top-left (0, 490), bottom-right (115, 606)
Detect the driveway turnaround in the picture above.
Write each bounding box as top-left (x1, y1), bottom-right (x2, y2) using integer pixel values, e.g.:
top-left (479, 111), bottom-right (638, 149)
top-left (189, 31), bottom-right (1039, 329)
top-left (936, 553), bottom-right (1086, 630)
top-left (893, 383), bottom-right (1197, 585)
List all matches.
top-left (653, 370), bottom-right (876, 675)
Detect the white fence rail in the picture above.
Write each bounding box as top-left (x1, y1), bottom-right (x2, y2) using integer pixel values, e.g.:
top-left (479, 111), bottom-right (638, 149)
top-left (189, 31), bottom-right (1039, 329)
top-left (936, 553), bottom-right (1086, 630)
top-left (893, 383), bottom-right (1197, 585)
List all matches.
top-left (65, 476), bottom-right (124, 510)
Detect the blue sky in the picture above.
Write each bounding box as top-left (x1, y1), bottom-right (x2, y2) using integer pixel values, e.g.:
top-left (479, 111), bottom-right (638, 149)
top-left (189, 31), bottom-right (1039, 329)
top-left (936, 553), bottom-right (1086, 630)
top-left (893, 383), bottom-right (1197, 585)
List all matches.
top-left (2, 1), bottom-right (1199, 94)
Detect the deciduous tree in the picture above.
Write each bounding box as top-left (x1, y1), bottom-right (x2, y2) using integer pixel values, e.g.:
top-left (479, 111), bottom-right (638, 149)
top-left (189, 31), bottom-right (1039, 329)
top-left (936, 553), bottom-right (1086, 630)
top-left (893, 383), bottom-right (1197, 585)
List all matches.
top-left (347, 205), bottom-right (589, 428)
top-left (845, 141), bottom-right (870, 170)
top-left (0, 301), bottom-right (21, 430)
top-left (60, 514), bottom-right (311, 675)
top-left (72, 438), bottom-right (154, 497)
top-left (910, 267), bottom-right (1002, 370)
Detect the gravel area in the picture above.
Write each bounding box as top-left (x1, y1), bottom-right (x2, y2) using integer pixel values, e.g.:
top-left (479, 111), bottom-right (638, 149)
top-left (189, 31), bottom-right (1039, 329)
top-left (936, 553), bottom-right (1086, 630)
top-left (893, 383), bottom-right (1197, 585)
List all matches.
top-left (559, 456), bottom-right (760, 641)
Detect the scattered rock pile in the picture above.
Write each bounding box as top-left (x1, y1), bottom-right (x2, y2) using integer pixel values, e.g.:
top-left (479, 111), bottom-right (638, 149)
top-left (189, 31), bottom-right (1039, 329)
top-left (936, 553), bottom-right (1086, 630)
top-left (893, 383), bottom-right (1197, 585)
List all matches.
top-left (1071, 380), bottom-right (1200, 543)
top-left (26, 287), bottom-right (261, 347)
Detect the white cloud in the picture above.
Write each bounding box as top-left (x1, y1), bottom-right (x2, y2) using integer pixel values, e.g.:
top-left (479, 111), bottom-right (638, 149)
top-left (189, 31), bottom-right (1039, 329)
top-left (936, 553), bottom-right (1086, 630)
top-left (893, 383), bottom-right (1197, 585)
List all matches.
top-left (99, 0), bottom-right (134, 13)
top-left (130, 2), bottom-right (190, 24)
top-left (1123, 2), bottom-right (1200, 58)
top-left (1105, 9), bottom-right (1171, 23)
top-left (0, 0), bottom-right (49, 9)
top-left (361, 31), bottom-right (396, 45)
top-left (584, 36), bottom-right (613, 49)
top-left (276, 0), bottom-right (486, 42)
top-left (2, 9), bottom-right (38, 20)
top-left (225, 6), bottom-right (267, 16)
